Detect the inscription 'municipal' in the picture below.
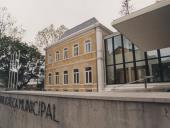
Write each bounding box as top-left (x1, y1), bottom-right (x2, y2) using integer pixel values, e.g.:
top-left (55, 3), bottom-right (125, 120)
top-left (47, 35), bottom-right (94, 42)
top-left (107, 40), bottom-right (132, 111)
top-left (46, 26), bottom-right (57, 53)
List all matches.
top-left (0, 95), bottom-right (59, 123)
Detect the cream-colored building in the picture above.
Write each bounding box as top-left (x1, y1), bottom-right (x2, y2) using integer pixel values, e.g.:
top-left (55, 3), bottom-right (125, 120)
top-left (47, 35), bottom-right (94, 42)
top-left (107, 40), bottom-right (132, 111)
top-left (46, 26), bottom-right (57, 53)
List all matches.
top-left (45, 18), bottom-right (112, 92)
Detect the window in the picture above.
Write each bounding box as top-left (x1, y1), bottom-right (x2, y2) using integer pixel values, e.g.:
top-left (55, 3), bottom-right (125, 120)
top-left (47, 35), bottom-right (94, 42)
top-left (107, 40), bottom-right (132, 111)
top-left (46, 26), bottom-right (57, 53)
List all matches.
top-left (73, 69), bottom-right (79, 84)
top-left (84, 40), bottom-right (91, 53)
top-left (55, 72), bottom-right (59, 84)
top-left (73, 44), bottom-right (79, 56)
top-left (160, 47), bottom-right (170, 57)
top-left (48, 73), bottom-right (52, 85)
top-left (63, 48), bottom-right (68, 59)
top-left (134, 46), bottom-right (145, 61)
top-left (161, 57), bottom-right (170, 82)
top-left (147, 50), bottom-right (158, 59)
top-left (105, 34), bottom-right (170, 85)
top-left (105, 38), bottom-right (113, 65)
top-left (115, 64), bottom-right (125, 84)
top-left (123, 36), bottom-right (133, 62)
top-left (106, 66), bottom-right (115, 84)
top-left (56, 51), bottom-right (60, 61)
top-left (114, 35), bottom-right (123, 64)
top-left (85, 67), bottom-right (92, 84)
top-left (48, 54), bottom-right (52, 64)
top-left (63, 71), bottom-right (68, 84)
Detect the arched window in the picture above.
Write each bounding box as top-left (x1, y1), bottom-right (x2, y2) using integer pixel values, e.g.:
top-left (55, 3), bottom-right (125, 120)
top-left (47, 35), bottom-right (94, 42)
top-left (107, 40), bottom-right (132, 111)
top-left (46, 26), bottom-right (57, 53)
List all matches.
top-left (56, 51), bottom-right (60, 61)
top-left (48, 54), bottom-right (52, 64)
top-left (63, 48), bottom-right (68, 59)
top-left (73, 69), bottom-right (79, 84)
top-left (85, 67), bottom-right (92, 84)
top-left (84, 40), bottom-right (91, 53)
top-left (63, 71), bottom-right (68, 84)
top-left (48, 73), bottom-right (52, 85)
top-left (73, 44), bottom-right (79, 56)
top-left (55, 72), bottom-right (59, 84)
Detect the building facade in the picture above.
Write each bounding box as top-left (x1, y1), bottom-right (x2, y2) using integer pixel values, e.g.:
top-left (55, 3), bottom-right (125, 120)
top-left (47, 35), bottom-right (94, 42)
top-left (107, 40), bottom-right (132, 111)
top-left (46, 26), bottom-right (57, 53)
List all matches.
top-left (45, 0), bottom-right (170, 92)
top-left (104, 34), bottom-right (170, 86)
top-left (45, 18), bottom-right (112, 92)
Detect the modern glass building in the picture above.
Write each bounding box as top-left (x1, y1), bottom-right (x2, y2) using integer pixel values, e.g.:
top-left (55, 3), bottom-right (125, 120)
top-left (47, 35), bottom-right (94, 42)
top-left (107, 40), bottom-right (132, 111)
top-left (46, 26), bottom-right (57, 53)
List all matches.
top-left (104, 34), bottom-right (170, 85)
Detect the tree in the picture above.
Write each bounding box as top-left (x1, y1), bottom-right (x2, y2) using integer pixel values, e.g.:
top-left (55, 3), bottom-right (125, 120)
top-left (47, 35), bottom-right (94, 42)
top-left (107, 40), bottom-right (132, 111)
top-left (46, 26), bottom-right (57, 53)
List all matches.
top-left (0, 6), bottom-right (25, 40)
top-left (0, 36), bottom-right (44, 89)
top-left (120, 0), bottom-right (133, 16)
top-left (35, 24), bottom-right (68, 49)
top-left (0, 6), bottom-right (43, 90)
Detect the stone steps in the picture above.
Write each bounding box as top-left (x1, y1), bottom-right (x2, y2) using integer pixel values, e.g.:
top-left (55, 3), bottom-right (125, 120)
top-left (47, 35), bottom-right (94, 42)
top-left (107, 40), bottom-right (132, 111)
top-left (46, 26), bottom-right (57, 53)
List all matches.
top-left (105, 84), bottom-right (170, 92)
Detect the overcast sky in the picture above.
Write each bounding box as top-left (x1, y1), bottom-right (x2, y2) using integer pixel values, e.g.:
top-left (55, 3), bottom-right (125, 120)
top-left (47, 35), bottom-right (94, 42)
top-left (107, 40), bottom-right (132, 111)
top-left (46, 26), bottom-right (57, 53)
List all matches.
top-left (0, 0), bottom-right (155, 42)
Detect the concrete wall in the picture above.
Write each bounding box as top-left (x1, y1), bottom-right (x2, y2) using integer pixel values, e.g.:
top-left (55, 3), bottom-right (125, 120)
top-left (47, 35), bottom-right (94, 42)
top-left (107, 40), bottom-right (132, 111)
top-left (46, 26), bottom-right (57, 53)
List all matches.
top-left (0, 91), bottom-right (170, 128)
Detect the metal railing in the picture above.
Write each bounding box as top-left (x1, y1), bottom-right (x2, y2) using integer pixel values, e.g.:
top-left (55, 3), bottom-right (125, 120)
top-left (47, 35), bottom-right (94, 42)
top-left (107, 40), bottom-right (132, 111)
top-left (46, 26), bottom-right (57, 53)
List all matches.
top-left (128, 75), bottom-right (154, 89)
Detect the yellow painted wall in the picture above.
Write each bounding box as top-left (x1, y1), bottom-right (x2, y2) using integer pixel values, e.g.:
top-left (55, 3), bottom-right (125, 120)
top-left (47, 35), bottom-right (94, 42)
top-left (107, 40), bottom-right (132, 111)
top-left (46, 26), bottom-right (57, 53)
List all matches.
top-left (45, 29), bottom-right (97, 92)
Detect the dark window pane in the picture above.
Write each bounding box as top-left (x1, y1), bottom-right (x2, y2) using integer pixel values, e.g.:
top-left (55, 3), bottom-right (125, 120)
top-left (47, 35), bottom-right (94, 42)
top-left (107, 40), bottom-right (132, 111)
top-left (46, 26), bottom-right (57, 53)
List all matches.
top-left (85, 67), bottom-right (91, 71)
top-left (77, 74), bottom-right (79, 83)
top-left (123, 36), bottom-right (133, 62)
top-left (106, 66), bottom-right (115, 84)
top-left (86, 72), bottom-right (88, 83)
top-left (116, 64), bottom-right (125, 84)
top-left (161, 57), bottom-right (170, 82)
top-left (148, 59), bottom-right (161, 82)
top-left (114, 35), bottom-right (123, 64)
top-left (89, 72), bottom-right (92, 83)
top-left (64, 71), bottom-right (68, 74)
top-left (74, 69), bottom-right (78, 72)
top-left (106, 38), bottom-right (113, 65)
top-left (74, 74), bottom-right (76, 83)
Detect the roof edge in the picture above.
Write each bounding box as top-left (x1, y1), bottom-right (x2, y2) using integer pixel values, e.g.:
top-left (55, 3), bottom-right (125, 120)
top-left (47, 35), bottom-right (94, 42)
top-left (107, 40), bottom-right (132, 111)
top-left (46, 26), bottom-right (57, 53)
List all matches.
top-left (111, 0), bottom-right (170, 26)
top-left (45, 22), bottom-right (112, 50)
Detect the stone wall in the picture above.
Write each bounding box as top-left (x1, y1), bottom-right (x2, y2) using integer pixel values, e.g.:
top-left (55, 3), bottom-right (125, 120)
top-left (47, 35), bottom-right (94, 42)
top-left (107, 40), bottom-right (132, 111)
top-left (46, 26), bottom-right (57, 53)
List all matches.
top-left (0, 91), bottom-right (170, 128)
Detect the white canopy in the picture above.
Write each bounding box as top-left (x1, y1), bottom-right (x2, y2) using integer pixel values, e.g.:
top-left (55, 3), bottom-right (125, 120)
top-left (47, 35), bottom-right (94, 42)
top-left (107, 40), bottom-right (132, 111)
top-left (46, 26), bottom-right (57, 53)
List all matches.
top-left (112, 0), bottom-right (170, 51)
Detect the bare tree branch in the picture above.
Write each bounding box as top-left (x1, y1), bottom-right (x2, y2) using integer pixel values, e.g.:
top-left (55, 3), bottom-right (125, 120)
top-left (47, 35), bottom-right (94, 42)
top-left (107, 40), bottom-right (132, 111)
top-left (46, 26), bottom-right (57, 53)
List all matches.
top-left (35, 24), bottom-right (68, 49)
top-left (0, 6), bottom-right (25, 40)
top-left (120, 0), bottom-right (133, 16)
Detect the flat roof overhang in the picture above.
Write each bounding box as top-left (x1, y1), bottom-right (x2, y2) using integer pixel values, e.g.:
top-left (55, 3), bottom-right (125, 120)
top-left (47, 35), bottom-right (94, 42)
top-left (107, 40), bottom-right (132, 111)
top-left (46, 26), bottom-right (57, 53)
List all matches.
top-left (112, 0), bottom-right (170, 51)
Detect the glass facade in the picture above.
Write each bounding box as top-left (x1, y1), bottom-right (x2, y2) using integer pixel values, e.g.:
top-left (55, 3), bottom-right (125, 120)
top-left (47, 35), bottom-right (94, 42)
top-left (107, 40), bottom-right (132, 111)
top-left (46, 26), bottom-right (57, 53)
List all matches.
top-left (104, 34), bottom-right (170, 85)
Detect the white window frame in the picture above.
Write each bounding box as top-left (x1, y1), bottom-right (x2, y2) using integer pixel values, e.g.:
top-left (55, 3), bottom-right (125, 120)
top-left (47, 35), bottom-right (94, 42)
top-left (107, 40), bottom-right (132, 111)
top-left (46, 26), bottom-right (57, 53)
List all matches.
top-left (85, 67), bottom-right (92, 84)
top-left (73, 44), bottom-right (79, 57)
top-left (84, 40), bottom-right (91, 53)
top-left (73, 69), bottom-right (79, 84)
top-left (63, 48), bottom-right (68, 60)
top-left (55, 51), bottom-right (60, 62)
top-left (48, 54), bottom-right (52, 64)
top-left (55, 72), bottom-right (59, 84)
top-left (63, 71), bottom-right (68, 85)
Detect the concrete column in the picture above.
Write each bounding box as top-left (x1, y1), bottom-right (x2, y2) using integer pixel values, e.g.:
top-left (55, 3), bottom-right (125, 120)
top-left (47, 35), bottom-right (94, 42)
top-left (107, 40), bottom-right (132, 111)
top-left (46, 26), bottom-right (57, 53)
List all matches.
top-left (96, 27), bottom-right (105, 92)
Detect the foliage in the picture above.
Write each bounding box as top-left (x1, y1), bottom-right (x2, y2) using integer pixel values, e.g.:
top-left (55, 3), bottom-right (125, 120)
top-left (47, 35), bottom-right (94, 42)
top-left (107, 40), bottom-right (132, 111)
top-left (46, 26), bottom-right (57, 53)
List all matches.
top-left (0, 36), bottom-right (44, 89)
top-left (35, 24), bottom-right (68, 49)
top-left (0, 6), bottom-right (44, 90)
top-left (120, 0), bottom-right (133, 16)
